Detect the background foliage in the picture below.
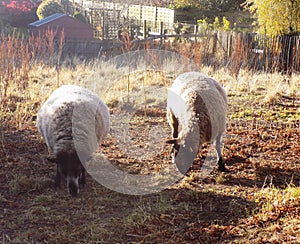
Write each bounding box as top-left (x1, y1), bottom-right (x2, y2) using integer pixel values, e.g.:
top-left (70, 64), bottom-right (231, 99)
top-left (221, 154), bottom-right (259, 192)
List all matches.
top-left (1, 0), bottom-right (38, 27)
top-left (36, 0), bottom-right (65, 19)
top-left (73, 11), bottom-right (88, 23)
top-left (244, 0), bottom-right (300, 35)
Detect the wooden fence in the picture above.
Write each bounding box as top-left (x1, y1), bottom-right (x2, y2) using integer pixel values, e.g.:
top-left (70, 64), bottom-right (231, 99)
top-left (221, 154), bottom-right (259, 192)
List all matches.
top-left (68, 10), bottom-right (300, 75)
top-left (60, 30), bottom-right (300, 74)
top-left (131, 28), bottom-right (300, 74)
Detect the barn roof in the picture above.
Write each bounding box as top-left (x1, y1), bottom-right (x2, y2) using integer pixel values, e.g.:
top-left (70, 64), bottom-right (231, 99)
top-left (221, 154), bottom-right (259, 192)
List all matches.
top-left (29, 13), bottom-right (66, 28)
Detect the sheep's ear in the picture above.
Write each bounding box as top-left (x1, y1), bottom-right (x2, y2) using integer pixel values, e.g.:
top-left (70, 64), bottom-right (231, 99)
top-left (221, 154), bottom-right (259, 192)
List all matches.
top-left (166, 139), bottom-right (178, 145)
top-left (46, 154), bottom-right (57, 164)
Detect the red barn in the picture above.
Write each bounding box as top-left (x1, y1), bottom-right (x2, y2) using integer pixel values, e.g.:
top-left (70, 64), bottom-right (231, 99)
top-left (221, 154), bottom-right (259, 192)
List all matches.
top-left (28, 13), bottom-right (94, 39)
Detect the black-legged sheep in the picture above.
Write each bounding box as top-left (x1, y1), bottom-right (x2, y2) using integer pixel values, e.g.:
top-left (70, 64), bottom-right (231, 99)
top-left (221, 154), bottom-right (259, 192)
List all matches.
top-left (37, 85), bottom-right (110, 196)
top-left (166, 72), bottom-right (227, 174)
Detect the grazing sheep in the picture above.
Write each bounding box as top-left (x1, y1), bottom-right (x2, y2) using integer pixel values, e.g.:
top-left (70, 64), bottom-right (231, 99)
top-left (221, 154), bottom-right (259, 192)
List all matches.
top-left (37, 85), bottom-right (110, 196)
top-left (166, 72), bottom-right (227, 174)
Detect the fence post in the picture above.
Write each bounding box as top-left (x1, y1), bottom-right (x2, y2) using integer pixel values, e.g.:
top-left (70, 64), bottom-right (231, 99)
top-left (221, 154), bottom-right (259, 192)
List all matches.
top-left (160, 21), bottom-right (164, 45)
top-left (227, 32), bottom-right (232, 58)
top-left (212, 31), bottom-right (218, 55)
top-left (194, 25), bottom-right (198, 42)
top-left (143, 20), bottom-right (147, 39)
top-left (295, 37), bottom-right (300, 72)
top-left (102, 14), bottom-right (105, 39)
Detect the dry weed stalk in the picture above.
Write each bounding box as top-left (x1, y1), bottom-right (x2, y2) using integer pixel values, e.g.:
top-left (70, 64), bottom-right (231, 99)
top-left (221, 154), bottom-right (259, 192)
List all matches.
top-left (0, 28), bottom-right (64, 130)
top-left (28, 32), bottom-right (47, 62)
top-left (0, 33), bottom-right (17, 100)
top-left (0, 28), bottom-right (61, 102)
top-left (121, 31), bottom-right (135, 101)
top-left (45, 27), bottom-right (57, 66)
top-left (121, 31), bottom-right (132, 54)
top-left (56, 29), bottom-right (65, 87)
top-left (20, 36), bottom-right (30, 91)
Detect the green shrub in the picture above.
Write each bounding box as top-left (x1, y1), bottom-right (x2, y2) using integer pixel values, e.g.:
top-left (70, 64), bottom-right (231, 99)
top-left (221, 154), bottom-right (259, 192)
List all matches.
top-left (73, 11), bottom-right (88, 23)
top-left (36, 0), bottom-right (65, 20)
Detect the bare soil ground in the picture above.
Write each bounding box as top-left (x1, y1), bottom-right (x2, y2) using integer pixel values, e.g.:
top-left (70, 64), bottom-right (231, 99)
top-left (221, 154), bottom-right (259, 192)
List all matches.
top-left (1, 87), bottom-right (300, 243)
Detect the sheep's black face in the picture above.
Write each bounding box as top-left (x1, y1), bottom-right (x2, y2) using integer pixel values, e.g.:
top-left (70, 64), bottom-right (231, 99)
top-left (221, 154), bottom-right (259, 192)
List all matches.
top-left (167, 140), bottom-right (191, 174)
top-left (166, 139), bottom-right (180, 163)
top-left (67, 175), bottom-right (80, 197)
top-left (57, 151), bottom-right (83, 197)
top-left (61, 165), bottom-right (81, 197)
top-left (171, 143), bottom-right (180, 163)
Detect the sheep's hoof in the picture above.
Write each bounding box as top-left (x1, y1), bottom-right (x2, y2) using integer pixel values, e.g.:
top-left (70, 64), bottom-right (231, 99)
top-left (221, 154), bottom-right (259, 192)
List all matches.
top-left (218, 158), bottom-right (227, 172)
top-left (218, 165), bottom-right (227, 172)
top-left (79, 170), bottom-right (86, 186)
top-left (79, 176), bottom-right (86, 186)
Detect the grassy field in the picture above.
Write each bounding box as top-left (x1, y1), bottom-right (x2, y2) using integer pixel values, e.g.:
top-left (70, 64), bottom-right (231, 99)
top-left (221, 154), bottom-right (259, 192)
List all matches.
top-left (0, 54), bottom-right (300, 243)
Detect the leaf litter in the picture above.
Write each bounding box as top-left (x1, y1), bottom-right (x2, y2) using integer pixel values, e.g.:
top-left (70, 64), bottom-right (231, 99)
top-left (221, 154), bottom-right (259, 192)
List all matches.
top-left (0, 89), bottom-right (299, 243)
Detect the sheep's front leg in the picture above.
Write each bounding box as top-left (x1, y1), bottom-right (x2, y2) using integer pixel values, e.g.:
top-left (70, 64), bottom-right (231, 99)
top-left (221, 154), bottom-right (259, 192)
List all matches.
top-left (167, 108), bottom-right (179, 139)
top-left (216, 134), bottom-right (226, 172)
top-left (54, 164), bottom-right (61, 189)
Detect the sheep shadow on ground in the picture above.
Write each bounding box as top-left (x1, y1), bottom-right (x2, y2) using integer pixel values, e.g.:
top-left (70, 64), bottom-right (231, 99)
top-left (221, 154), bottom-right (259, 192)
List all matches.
top-left (222, 155), bottom-right (300, 188)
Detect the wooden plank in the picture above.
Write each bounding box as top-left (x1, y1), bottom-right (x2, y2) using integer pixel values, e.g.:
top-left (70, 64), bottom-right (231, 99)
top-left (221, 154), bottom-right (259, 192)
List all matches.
top-left (129, 5), bottom-right (141, 19)
top-left (141, 5), bottom-right (156, 21)
top-left (157, 7), bottom-right (174, 23)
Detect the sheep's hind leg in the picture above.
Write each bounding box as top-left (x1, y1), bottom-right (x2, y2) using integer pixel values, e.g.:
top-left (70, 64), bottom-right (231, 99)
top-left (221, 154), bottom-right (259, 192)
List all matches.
top-left (216, 134), bottom-right (226, 172)
top-left (79, 166), bottom-right (86, 186)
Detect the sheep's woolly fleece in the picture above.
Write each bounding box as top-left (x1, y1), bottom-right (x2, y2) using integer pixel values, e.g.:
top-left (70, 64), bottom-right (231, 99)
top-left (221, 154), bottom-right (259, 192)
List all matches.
top-left (37, 85), bottom-right (110, 162)
top-left (167, 72), bottom-right (227, 147)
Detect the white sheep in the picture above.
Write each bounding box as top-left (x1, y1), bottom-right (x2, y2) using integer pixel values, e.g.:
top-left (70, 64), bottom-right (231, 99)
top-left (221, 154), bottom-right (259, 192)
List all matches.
top-left (166, 72), bottom-right (227, 174)
top-left (37, 85), bottom-right (110, 196)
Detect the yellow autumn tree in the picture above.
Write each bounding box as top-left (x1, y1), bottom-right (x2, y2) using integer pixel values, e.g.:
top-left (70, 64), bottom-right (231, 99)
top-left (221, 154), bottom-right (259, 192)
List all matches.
top-left (244, 0), bottom-right (300, 35)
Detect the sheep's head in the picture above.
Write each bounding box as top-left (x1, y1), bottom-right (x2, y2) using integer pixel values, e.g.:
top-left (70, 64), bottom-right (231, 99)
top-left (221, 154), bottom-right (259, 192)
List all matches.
top-left (166, 137), bottom-right (198, 175)
top-left (49, 151), bottom-right (84, 197)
